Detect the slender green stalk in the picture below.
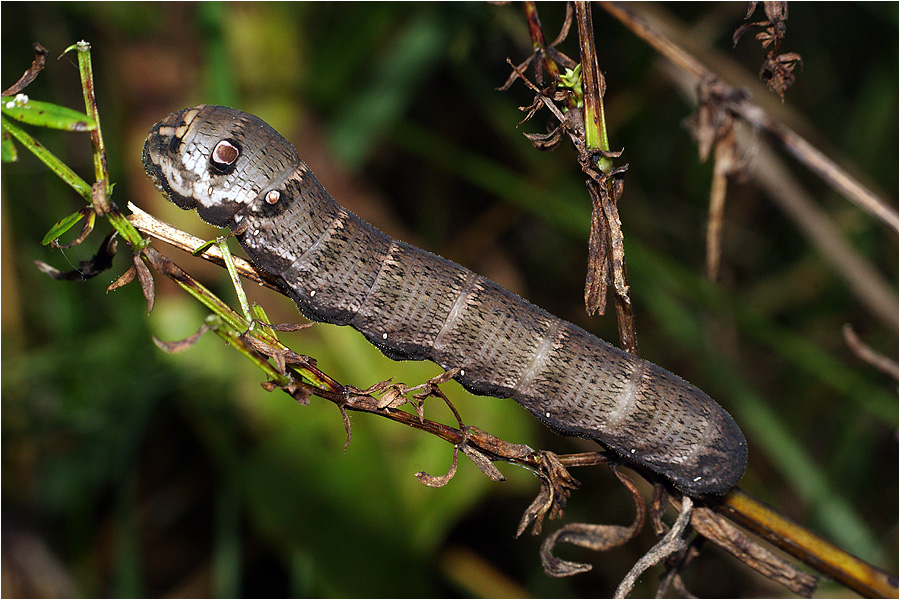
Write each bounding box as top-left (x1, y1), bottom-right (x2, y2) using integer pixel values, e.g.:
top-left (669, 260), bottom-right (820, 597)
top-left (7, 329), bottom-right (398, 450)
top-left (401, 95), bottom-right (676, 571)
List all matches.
top-left (216, 238), bottom-right (254, 324)
top-left (208, 316), bottom-right (289, 386)
top-left (574, 1), bottom-right (612, 172)
top-left (2, 117), bottom-right (93, 198)
top-left (66, 41), bottom-right (110, 193)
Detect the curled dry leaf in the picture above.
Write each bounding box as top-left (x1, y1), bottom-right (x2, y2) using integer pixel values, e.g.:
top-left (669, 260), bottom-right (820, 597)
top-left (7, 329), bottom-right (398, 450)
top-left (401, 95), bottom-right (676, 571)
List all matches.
top-left (760, 51), bottom-right (802, 100)
top-left (256, 321), bottom-right (313, 333)
top-left (416, 446), bottom-right (459, 488)
top-left (516, 451), bottom-right (580, 537)
top-left (733, 1), bottom-right (800, 99)
top-left (542, 521), bottom-right (639, 577)
top-left (464, 425), bottom-right (533, 461)
top-left (152, 323), bottom-right (211, 353)
top-left (339, 404), bottom-right (351, 449)
top-left (539, 465), bottom-right (646, 577)
top-left (427, 367), bottom-right (461, 387)
top-left (375, 387), bottom-right (405, 410)
top-left (289, 383), bottom-right (312, 406)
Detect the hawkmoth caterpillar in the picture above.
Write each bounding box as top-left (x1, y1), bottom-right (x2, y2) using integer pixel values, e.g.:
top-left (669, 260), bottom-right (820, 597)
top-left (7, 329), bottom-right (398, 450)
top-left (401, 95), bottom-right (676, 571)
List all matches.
top-left (143, 105), bottom-right (747, 496)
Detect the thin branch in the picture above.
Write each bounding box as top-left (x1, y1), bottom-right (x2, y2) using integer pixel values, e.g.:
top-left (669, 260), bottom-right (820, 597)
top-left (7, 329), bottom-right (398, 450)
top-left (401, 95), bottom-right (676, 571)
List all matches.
top-left (2, 42), bottom-right (48, 96)
top-left (748, 138), bottom-right (899, 329)
top-left (842, 324), bottom-right (899, 380)
top-left (598, 1), bottom-right (898, 233)
top-left (664, 64), bottom-right (898, 330)
top-left (719, 489), bottom-right (898, 598)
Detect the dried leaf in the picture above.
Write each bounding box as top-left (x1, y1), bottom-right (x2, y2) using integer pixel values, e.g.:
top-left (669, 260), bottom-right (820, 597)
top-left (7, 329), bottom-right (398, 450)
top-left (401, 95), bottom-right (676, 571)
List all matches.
top-left (265, 378), bottom-right (313, 407)
top-left (539, 465), bottom-right (646, 578)
top-left (763, 1), bottom-right (788, 23)
top-left (516, 451), bottom-right (580, 537)
top-left (460, 444), bottom-right (505, 482)
top-left (464, 426), bottom-right (533, 460)
top-left (761, 52), bottom-right (802, 100)
top-left (542, 521), bottom-right (639, 577)
top-left (339, 404), bottom-right (351, 450)
top-left (133, 253), bottom-right (155, 313)
top-left (376, 387), bottom-right (404, 410)
top-left (517, 479), bottom-right (554, 537)
top-left (260, 322), bottom-right (312, 333)
top-left (428, 367), bottom-right (460, 386)
top-left (107, 265), bottom-right (135, 292)
top-left (744, 1), bottom-right (760, 19)
top-left (733, 2), bottom-right (799, 99)
top-left (416, 446), bottom-right (459, 487)
top-left (152, 324), bottom-right (210, 353)
top-left (690, 506), bottom-right (818, 597)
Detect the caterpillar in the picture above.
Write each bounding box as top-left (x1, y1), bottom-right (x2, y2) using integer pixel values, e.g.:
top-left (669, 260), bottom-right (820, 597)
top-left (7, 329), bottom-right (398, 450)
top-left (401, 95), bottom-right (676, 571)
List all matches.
top-left (142, 105), bottom-right (747, 496)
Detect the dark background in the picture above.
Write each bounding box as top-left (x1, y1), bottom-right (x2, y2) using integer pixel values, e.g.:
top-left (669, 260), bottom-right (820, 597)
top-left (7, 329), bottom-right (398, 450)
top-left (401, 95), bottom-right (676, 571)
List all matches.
top-left (2, 2), bottom-right (897, 597)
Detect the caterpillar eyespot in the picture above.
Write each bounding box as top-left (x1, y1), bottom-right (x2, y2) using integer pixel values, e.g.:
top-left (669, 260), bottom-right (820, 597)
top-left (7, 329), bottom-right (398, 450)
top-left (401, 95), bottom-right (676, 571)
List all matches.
top-left (143, 105), bottom-right (748, 497)
top-left (211, 139), bottom-right (241, 174)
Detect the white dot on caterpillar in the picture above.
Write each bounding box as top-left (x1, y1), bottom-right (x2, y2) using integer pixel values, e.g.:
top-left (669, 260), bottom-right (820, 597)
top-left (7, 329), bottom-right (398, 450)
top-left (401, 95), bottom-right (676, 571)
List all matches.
top-left (693, 476), bottom-right (702, 482)
top-left (265, 190), bottom-right (280, 204)
top-left (460, 369), bottom-right (465, 376)
top-left (382, 333), bottom-right (387, 340)
top-left (545, 412), bottom-right (550, 418)
top-left (310, 290), bottom-right (316, 297)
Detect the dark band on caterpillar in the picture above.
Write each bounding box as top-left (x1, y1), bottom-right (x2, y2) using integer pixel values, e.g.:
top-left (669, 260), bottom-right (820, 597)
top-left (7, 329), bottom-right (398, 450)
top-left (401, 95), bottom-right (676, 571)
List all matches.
top-left (142, 105), bottom-right (748, 497)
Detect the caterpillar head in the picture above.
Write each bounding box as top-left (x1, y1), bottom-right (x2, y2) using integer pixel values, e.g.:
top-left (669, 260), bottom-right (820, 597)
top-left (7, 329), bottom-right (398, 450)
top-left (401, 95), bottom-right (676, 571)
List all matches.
top-left (142, 105), bottom-right (300, 227)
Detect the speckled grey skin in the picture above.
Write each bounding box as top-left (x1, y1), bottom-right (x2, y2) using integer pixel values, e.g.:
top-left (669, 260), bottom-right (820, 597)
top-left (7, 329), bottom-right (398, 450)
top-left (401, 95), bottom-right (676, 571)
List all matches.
top-left (143, 105), bottom-right (747, 496)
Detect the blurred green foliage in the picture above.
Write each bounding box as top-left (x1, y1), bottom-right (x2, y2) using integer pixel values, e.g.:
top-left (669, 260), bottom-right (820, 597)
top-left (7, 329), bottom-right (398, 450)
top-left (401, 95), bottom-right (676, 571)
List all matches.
top-left (2, 2), bottom-right (896, 597)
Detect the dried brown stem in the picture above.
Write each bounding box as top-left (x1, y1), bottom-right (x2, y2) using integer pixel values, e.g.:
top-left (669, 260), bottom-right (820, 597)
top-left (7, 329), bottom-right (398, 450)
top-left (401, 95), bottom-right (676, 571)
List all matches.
top-left (719, 488), bottom-right (898, 598)
top-left (575, 1), bottom-right (638, 354)
top-left (598, 1), bottom-right (898, 233)
top-left (2, 42), bottom-right (47, 96)
top-left (842, 324), bottom-right (899, 380)
top-left (663, 66), bottom-right (898, 330)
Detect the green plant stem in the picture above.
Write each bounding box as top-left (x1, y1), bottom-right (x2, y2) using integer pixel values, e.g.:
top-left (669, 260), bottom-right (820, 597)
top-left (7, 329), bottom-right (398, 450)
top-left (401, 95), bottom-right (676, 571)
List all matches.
top-left (68, 41), bottom-right (110, 193)
top-left (2, 117), bottom-right (93, 198)
top-left (140, 247), bottom-right (334, 393)
top-left (216, 238), bottom-right (254, 324)
top-left (574, 1), bottom-right (612, 172)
